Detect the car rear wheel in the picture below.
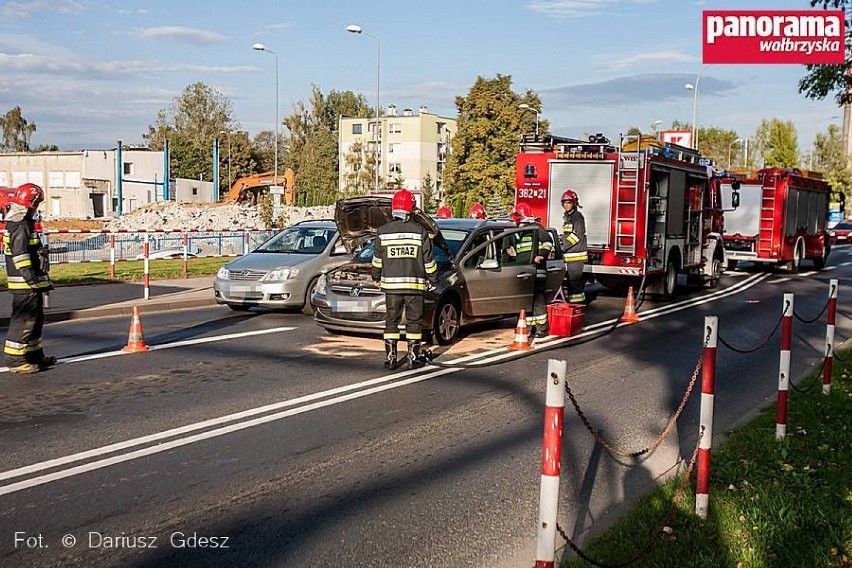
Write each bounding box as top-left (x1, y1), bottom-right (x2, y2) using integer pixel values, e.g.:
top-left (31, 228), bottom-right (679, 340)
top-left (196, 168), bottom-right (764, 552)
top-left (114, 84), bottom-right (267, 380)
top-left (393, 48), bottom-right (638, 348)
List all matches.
top-left (228, 304), bottom-right (252, 312)
top-left (302, 276), bottom-right (320, 315)
top-left (433, 298), bottom-right (461, 345)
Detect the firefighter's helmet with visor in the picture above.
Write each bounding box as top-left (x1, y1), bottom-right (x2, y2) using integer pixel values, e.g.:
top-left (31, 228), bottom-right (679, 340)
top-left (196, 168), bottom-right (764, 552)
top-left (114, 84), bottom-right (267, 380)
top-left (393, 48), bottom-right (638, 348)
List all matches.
top-left (14, 183), bottom-right (44, 210)
top-left (391, 189), bottom-right (416, 218)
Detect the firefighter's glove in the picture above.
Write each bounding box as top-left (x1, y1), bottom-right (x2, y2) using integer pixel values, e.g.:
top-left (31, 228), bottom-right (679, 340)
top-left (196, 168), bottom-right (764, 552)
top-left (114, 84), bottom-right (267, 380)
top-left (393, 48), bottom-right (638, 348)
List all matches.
top-left (38, 247), bottom-right (50, 273)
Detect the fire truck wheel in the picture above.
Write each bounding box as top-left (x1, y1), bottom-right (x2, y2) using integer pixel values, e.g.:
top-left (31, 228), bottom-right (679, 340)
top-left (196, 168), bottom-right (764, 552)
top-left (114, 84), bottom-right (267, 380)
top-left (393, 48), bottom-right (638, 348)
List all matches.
top-left (786, 239), bottom-right (804, 273)
top-left (662, 259), bottom-right (678, 299)
top-left (708, 254), bottom-right (723, 288)
top-left (433, 297), bottom-right (461, 345)
top-left (812, 242), bottom-right (829, 270)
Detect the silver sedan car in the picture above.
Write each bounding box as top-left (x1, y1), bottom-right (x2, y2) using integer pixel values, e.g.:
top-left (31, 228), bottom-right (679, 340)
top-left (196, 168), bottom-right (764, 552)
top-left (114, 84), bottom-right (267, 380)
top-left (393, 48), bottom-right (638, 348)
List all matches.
top-left (213, 220), bottom-right (352, 313)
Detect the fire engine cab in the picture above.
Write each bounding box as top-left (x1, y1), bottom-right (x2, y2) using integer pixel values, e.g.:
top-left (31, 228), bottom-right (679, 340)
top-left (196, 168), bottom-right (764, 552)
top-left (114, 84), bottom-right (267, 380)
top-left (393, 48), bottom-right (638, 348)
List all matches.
top-left (722, 167), bottom-right (832, 272)
top-left (515, 134), bottom-right (738, 297)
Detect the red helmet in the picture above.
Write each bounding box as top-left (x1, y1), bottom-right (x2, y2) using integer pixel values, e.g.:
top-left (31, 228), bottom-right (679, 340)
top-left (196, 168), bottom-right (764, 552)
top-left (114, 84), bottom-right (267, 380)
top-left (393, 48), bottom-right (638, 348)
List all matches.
top-left (436, 206), bottom-right (453, 219)
top-left (15, 183), bottom-right (44, 209)
top-left (561, 190), bottom-right (578, 205)
top-left (391, 189), bottom-right (415, 217)
top-left (468, 203), bottom-right (486, 219)
top-left (510, 202), bottom-right (536, 225)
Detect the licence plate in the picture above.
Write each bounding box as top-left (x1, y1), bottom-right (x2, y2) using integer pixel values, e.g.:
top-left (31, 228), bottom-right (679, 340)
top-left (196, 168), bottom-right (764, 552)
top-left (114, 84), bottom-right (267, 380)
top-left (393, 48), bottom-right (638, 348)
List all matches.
top-left (331, 297), bottom-right (373, 312)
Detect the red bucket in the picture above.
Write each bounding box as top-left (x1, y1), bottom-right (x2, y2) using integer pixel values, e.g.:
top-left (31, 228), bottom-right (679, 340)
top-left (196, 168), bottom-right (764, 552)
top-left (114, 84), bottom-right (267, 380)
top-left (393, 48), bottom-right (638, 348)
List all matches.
top-left (547, 302), bottom-right (585, 337)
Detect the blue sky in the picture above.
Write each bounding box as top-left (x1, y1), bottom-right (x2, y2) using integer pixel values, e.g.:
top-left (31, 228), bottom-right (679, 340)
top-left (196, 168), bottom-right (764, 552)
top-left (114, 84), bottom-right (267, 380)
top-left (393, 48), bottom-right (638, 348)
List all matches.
top-left (0, 0), bottom-right (841, 154)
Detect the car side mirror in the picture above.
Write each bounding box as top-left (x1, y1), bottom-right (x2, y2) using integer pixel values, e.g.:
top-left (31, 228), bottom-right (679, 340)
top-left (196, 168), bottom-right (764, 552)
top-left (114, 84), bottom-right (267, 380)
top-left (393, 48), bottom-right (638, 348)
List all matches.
top-left (731, 180), bottom-right (741, 190)
top-left (478, 258), bottom-right (499, 270)
top-left (731, 191), bottom-right (740, 209)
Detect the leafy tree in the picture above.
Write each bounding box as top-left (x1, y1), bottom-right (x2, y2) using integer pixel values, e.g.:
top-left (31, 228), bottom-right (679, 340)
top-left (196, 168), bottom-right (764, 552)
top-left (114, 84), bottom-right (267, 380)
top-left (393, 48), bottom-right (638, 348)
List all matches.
top-left (811, 123), bottom-right (852, 211)
top-left (341, 141), bottom-right (374, 197)
top-left (626, 126), bottom-right (642, 136)
top-left (798, 0), bottom-right (851, 105)
top-left (1, 106), bottom-right (37, 152)
top-left (752, 119), bottom-right (800, 167)
top-left (143, 82), bottom-right (239, 187)
top-left (294, 128), bottom-right (339, 206)
top-left (421, 171), bottom-right (437, 213)
top-left (444, 74), bottom-right (546, 213)
top-left (33, 144), bottom-right (59, 152)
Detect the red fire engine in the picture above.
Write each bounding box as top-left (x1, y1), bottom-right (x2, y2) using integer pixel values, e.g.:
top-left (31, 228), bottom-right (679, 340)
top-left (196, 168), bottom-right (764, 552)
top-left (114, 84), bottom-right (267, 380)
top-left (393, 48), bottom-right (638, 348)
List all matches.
top-left (722, 167), bottom-right (832, 271)
top-left (515, 134), bottom-right (738, 297)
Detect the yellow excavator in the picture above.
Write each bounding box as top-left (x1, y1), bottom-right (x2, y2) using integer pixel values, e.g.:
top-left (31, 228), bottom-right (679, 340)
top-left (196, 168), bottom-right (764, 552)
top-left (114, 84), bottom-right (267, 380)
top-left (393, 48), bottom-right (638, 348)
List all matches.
top-left (224, 168), bottom-right (295, 205)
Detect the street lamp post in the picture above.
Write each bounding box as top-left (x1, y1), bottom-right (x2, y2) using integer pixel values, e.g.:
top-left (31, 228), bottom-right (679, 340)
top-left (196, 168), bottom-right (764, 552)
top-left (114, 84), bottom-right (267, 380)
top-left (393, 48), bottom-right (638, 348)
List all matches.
top-left (252, 42), bottom-right (280, 216)
top-left (347, 24), bottom-right (381, 192)
top-left (518, 103), bottom-right (540, 137)
top-left (684, 68), bottom-right (707, 151)
top-left (652, 120), bottom-right (663, 136)
top-left (219, 130), bottom-right (232, 192)
top-left (728, 138), bottom-right (742, 169)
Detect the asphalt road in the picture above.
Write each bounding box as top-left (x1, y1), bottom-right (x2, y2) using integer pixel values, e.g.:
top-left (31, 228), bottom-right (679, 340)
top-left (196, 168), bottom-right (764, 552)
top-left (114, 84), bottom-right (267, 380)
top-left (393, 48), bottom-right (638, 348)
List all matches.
top-left (1, 248), bottom-right (850, 567)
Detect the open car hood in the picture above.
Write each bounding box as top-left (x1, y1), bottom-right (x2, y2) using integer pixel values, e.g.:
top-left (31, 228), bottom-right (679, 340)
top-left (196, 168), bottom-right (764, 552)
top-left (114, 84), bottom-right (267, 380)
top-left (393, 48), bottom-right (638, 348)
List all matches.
top-left (334, 196), bottom-right (450, 258)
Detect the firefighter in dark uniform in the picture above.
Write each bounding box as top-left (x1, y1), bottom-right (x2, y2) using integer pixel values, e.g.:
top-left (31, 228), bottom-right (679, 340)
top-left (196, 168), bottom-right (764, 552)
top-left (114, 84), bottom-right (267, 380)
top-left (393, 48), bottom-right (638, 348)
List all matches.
top-left (508, 203), bottom-right (554, 338)
top-left (560, 190), bottom-right (587, 303)
top-left (3, 183), bottom-right (56, 374)
top-left (372, 189), bottom-right (439, 370)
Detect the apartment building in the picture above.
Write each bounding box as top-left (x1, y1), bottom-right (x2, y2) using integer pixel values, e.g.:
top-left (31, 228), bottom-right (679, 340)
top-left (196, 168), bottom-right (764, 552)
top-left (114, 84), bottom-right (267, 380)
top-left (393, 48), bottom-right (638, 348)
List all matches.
top-left (0, 148), bottom-right (213, 218)
top-left (338, 105), bottom-right (456, 201)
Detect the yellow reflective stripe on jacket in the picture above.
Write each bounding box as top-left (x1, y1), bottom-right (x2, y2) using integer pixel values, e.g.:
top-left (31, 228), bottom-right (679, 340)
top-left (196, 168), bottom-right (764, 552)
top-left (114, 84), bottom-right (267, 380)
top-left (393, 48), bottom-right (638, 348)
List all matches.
top-left (381, 281), bottom-right (427, 291)
top-left (380, 238), bottom-right (422, 247)
top-left (564, 252), bottom-right (588, 262)
top-left (540, 241), bottom-right (554, 252)
top-left (28, 237), bottom-right (40, 245)
top-left (372, 256), bottom-right (383, 268)
top-left (565, 233), bottom-right (580, 245)
top-left (424, 260), bottom-right (437, 274)
top-left (382, 276), bottom-right (428, 285)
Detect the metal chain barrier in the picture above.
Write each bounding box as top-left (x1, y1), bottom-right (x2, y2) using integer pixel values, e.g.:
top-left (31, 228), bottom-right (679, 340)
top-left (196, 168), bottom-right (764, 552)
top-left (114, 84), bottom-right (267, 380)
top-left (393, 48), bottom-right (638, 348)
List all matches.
top-left (790, 356), bottom-right (825, 394)
top-left (563, 328), bottom-right (709, 460)
top-left (555, 427), bottom-right (704, 568)
top-left (793, 283), bottom-right (835, 323)
top-left (717, 299), bottom-right (789, 354)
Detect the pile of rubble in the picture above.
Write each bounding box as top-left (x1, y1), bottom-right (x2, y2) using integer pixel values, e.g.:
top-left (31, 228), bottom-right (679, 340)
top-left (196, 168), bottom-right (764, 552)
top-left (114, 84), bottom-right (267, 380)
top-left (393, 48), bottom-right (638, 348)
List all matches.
top-left (105, 201), bottom-right (336, 231)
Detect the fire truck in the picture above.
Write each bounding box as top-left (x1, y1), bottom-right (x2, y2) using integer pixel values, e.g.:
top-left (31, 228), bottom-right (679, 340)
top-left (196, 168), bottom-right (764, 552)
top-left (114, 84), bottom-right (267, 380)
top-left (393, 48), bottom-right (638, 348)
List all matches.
top-left (722, 167), bottom-right (832, 272)
top-left (515, 134), bottom-right (738, 297)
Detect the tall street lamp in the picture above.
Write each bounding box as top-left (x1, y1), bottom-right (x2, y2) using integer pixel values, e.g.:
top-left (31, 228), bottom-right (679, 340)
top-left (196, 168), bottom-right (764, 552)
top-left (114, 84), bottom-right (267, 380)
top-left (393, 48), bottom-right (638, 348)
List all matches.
top-left (252, 42), bottom-right (280, 215)
top-left (684, 68), bottom-right (706, 151)
top-left (652, 120), bottom-right (663, 136)
top-left (728, 138), bottom-right (741, 169)
top-left (518, 103), bottom-right (540, 137)
top-left (219, 130), bottom-right (232, 192)
top-left (346, 24), bottom-right (381, 192)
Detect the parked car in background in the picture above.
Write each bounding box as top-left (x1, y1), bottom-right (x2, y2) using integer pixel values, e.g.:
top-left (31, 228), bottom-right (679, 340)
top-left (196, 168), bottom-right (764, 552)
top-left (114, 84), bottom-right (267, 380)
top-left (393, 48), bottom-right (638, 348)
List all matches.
top-left (214, 220), bottom-right (351, 313)
top-left (311, 197), bottom-right (566, 344)
top-left (829, 220), bottom-right (852, 244)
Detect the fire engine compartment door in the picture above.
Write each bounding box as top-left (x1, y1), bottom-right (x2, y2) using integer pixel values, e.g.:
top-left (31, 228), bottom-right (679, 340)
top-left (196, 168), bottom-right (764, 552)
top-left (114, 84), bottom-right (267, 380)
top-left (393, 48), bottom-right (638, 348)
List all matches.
top-left (722, 183), bottom-right (762, 237)
top-left (548, 161), bottom-right (614, 248)
top-left (660, 169), bottom-right (687, 237)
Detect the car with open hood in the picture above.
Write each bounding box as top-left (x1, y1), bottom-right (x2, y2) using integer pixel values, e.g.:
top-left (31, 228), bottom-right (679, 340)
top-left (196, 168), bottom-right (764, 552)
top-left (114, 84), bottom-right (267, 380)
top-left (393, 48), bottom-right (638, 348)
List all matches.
top-left (311, 197), bottom-right (566, 344)
top-left (213, 219), bottom-right (352, 313)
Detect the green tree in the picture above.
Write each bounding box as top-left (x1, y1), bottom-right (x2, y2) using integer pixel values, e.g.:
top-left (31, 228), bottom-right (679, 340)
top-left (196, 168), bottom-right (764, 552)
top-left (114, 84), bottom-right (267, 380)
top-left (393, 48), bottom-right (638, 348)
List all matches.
top-left (444, 74), bottom-right (545, 213)
top-left (341, 141), bottom-right (374, 197)
top-left (1, 106), bottom-right (37, 152)
top-left (798, 0), bottom-right (851, 105)
top-left (295, 128), bottom-right (339, 206)
top-left (811, 123), bottom-right (852, 212)
top-left (33, 144), bottom-right (59, 152)
top-left (143, 82), bottom-right (239, 188)
top-left (626, 126), bottom-right (642, 136)
top-left (753, 118), bottom-right (800, 167)
top-left (420, 171), bottom-right (437, 213)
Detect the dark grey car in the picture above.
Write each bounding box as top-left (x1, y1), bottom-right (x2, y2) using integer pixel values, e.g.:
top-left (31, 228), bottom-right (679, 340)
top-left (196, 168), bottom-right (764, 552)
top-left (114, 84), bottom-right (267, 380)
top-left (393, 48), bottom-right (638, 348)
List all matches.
top-left (311, 197), bottom-right (566, 344)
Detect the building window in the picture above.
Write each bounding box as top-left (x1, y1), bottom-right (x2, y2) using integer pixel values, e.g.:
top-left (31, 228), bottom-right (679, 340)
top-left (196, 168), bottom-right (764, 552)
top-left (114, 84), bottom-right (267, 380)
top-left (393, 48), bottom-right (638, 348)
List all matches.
top-left (352, 123), bottom-right (363, 135)
top-left (389, 162), bottom-right (402, 174)
top-left (192, 187), bottom-right (198, 196)
top-left (389, 123), bottom-right (402, 134)
top-left (388, 143), bottom-right (401, 155)
top-left (50, 197), bottom-right (61, 217)
top-left (123, 162), bottom-right (134, 176)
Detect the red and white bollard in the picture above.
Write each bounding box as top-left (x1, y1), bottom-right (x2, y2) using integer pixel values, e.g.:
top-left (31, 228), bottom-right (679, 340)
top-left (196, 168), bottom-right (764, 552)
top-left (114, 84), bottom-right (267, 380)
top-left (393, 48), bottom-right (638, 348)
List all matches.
top-left (776, 293), bottom-right (794, 440)
top-left (243, 229), bottom-right (251, 255)
top-left (695, 315), bottom-right (717, 520)
top-left (182, 232), bottom-right (189, 278)
top-left (823, 279), bottom-right (838, 395)
top-left (109, 233), bottom-right (116, 279)
top-left (143, 240), bottom-right (150, 300)
top-left (535, 359), bottom-right (567, 568)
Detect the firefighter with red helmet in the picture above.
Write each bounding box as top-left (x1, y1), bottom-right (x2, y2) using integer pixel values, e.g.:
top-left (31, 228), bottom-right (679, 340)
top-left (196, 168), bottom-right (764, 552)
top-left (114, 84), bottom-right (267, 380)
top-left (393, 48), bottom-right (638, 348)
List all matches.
top-left (560, 190), bottom-right (587, 303)
top-left (507, 203), bottom-right (554, 338)
top-left (468, 203), bottom-right (486, 220)
top-left (436, 206), bottom-right (453, 219)
top-left (3, 183), bottom-right (56, 374)
top-left (372, 189), bottom-right (439, 370)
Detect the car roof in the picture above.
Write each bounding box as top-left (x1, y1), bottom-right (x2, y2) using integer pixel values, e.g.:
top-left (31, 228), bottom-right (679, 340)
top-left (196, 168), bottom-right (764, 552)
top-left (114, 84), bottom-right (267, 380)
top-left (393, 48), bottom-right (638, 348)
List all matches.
top-left (288, 220), bottom-right (337, 229)
top-left (435, 218), bottom-right (514, 230)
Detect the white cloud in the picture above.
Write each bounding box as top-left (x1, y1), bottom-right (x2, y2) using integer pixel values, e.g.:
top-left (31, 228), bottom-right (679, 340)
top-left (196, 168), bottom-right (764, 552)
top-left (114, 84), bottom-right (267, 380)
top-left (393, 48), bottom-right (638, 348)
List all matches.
top-left (252, 23), bottom-right (294, 37)
top-left (609, 50), bottom-right (699, 70)
top-left (526, 0), bottom-right (656, 19)
top-left (2, 0), bottom-right (83, 18)
top-left (135, 26), bottom-right (228, 45)
top-left (0, 53), bottom-right (258, 77)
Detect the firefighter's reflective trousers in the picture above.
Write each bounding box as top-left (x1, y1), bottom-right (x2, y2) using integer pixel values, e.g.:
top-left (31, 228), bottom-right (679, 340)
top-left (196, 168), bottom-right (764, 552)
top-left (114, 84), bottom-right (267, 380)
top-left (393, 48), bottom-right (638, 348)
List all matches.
top-left (4, 290), bottom-right (46, 367)
top-left (564, 255), bottom-right (586, 303)
top-left (526, 271), bottom-right (549, 333)
top-left (384, 294), bottom-right (424, 341)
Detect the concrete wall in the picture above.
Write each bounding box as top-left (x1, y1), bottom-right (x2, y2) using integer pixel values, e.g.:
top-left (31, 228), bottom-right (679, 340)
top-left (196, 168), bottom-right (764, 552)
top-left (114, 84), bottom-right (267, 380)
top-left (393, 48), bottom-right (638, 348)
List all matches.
top-left (173, 178), bottom-right (214, 202)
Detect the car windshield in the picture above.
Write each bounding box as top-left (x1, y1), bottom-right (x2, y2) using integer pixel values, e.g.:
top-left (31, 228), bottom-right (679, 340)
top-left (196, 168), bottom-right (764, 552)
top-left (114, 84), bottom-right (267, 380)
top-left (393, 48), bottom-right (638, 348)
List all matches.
top-left (835, 221), bottom-right (852, 230)
top-left (256, 227), bottom-right (336, 254)
top-left (355, 229), bottom-right (470, 265)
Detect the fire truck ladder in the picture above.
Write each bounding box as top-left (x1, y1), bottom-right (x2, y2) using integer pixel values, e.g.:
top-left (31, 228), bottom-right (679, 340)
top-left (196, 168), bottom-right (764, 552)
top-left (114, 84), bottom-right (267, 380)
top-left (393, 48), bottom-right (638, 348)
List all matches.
top-left (757, 182), bottom-right (776, 255)
top-left (615, 134), bottom-right (642, 255)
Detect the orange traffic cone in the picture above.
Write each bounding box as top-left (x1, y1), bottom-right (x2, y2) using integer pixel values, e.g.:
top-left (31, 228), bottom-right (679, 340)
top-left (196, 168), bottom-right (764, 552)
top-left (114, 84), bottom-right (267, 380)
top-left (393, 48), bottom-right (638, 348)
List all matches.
top-left (620, 286), bottom-right (641, 324)
top-left (509, 309), bottom-right (532, 350)
top-left (122, 306), bottom-right (150, 352)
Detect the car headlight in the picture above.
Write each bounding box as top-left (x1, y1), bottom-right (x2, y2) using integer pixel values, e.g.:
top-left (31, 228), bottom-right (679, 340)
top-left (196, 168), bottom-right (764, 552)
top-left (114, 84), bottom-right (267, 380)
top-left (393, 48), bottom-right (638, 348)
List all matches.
top-left (314, 273), bottom-right (327, 295)
top-left (217, 267), bottom-right (229, 280)
top-left (829, 230), bottom-right (835, 236)
top-left (262, 267), bottom-right (299, 281)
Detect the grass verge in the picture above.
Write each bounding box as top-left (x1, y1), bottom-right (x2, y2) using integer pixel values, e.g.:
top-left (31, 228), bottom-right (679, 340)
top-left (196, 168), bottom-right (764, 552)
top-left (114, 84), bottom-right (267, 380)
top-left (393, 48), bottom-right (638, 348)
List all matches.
top-left (561, 347), bottom-right (851, 568)
top-left (0, 257), bottom-right (226, 287)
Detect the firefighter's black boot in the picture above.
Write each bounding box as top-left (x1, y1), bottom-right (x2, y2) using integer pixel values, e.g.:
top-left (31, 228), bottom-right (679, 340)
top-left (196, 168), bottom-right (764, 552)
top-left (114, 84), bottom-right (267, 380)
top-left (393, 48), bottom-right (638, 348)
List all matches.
top-left (384, 340), bottom-right (399, 370)
top-left (407, 340), bottom-right (426, 370)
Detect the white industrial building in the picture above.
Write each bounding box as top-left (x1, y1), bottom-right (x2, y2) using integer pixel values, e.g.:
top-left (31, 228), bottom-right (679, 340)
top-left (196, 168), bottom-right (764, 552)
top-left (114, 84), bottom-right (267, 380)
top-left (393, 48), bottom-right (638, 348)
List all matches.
top-left (0, 148), bottom-right (213, 219)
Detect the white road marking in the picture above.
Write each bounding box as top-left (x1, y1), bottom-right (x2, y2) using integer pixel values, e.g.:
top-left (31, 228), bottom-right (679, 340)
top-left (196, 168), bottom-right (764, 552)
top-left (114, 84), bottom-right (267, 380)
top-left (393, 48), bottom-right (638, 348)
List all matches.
top-left (823, 266), bottom-right (837, 271)
top-left (799, 271), bottom-right (816, 277)
top-left (725, 271), bottom-right (749, 277)
top-left (841, 262), bottom-right (851, 267)
top-left (770, 278), bottom-right (791, 284)
top-left (0, 327), bottom-right (298, 373)
top-left (0, 272), bottom-right (776, 497)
